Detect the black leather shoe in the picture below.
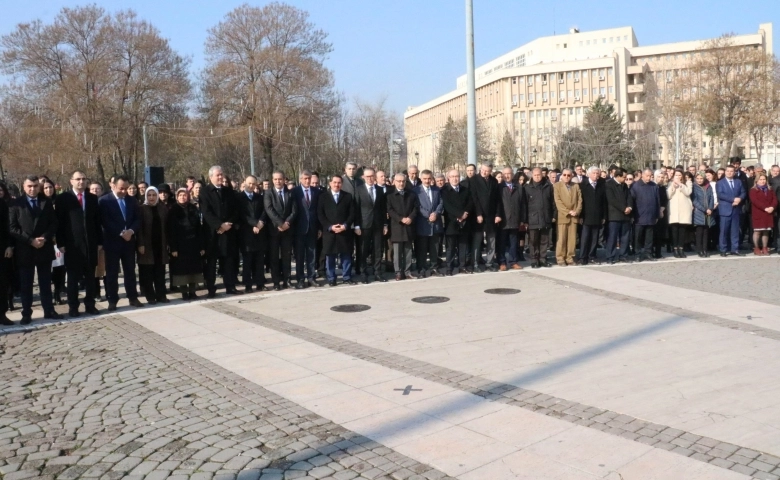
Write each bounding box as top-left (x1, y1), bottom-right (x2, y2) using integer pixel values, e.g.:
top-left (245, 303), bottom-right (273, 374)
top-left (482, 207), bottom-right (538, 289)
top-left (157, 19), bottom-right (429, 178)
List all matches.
top-left (273, 284), bottom-right (281, 291)
top-left (147, 299), bottom-right (158, 305)
top-left (226, 288), bottom-right (244, 295)
top-left (20, 316), bottom-right (32, 325)
top-left (395, 274), bottom-right (402, 281)
top-left (531, 262), bottom-right (540, 269)
top-left (0, 315), bottom-right (14, 326)
top-left (85, 307), bottom-right (101, 315)
top-left (159, 298), bottom-right (170, 303)
top-left (375, 275), bottom-right (388, 283)
top-left (281, 282), bottom-right (289, 290)
top-left (108, 303), bottom-right (117, 312)
top-left (44, 311), bottom-right (63, 320)
top-left (295, 283), bottom-right (305, 290)
top-left (346, 279), bottom-right (358, 285)
top-left (430, 270), bottom-right (444, 277)
top-left (445, 270), bottom-right (453, 276)
top-left (68, 309), bottom-right (81, 318)
top-left (244, 286), bottom-right (254, 293)
top-left (329, 280), bottom-right (338, 287)
top-left (732, 251), bottom-right (745, 256)
top-left (542, 261), bottom-right (552, 268)
top-left (207, 291), bottom-right (217, 298)
top-left (361, 277), bottom-right (370, 285)
top-left (128, 299), bottom-right (145, 308)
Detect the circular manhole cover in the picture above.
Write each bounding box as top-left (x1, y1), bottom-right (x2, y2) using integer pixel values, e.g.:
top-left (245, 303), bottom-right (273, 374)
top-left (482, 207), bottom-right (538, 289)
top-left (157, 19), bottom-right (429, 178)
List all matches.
top-left (484, 288), bottom-right (521, 295)
top-left (330, 304), bottom-right (371, 313)
top-left (411, 296), bottom-right (450, 304)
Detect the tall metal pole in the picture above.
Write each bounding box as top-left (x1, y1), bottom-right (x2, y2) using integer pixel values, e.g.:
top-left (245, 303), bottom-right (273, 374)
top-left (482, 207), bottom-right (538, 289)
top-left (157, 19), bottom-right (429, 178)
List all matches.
top-left (675, 117), bottom-right (680, 166)
top-left (389, 125), bottom-right (394, 176)
top-left (142, 125), bottom-right (149, 170)
top-left (249, 125), bottom-right (255, 175)
top-left (466, 0), bottom-right (477, 167)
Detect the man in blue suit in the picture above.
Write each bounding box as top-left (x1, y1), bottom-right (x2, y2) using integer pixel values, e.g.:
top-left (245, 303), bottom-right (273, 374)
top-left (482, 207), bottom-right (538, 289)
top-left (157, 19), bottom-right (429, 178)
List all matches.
top-left (291, 170), bottom-right (320, 289)
top-left (716, 165), bottom-right (747, 256)
top-left (414, 170), bottom-right (444, 278)
top-left (98, 176), bottom-right (144, 311)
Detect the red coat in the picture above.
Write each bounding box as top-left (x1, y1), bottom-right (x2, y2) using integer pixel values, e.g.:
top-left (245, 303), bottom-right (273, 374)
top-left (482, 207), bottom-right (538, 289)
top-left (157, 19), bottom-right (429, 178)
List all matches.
top-left (749, 187), bottom-right (778, 230)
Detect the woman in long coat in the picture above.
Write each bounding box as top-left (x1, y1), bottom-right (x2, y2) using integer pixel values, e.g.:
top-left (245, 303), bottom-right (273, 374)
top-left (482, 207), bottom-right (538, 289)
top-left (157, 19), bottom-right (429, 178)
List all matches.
top-left (666, 170), bottom-right (693, 258)
top-left (749, 173), bottom-right (778, 255)
top-left (137, 187), bottom-right (169, 304)
top-left (691, 172), bottom-right (715, 257)
top-left (168, 188), bottom-right (205, 299)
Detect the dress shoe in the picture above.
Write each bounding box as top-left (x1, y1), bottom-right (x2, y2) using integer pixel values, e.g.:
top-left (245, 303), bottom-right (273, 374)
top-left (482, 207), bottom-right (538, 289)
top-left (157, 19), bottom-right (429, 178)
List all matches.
top-left (207, 291), bottom-right (217, 298)
top-left (346, 279), bottom-right (358, 285)
top-left (361, 277), bottom-right (370, 284)
top-left (406, 272), bottom-right (417, 279)
top-left (108, 303), bottom-right (118, 312)
top-left (273, 284), bottom-right (282, 291)
top-left (679, 250), bottom-right (686, 258)
top-left (281, 282), bottom-right (289, 290)
top-left (44, 311), bottom-right (63, 320)
top-left (499, 264), bottom-right (507, 271)
top-left (703, 251), bottom-right (710, 258)
top-left (128, 299), bottom-right (145, 308)
top-left (608, 260), bottom-right (616, 265)
top-left (329, 280), bottom-right (338, 287)
top-left (731, 251), bottom-right (745, 256)
top-left (85, 306), bottom-right (101, 315)
top-left (226, 288), bottom-right (244, 295)
top-left (720, 252), bottom-right (728, 257)
top-left (375, 275), bottom-right (388, 283)
top-left (20, 316), bottom-right (32, 325)
top-left (445, 269), bottom-right (453, 276)
top-left (511, 264), bottom-right (523, 270)
top-left (430, 270), bottom-right (443, 277)
top-left (244, 286), bottom-right (254, 293)
top-left (542, 261), bottom-right (552, 268)
top-left (159, 297), bottom-right (170, 303)
top-left (0, 315), bottom-right (14, 326)
top-left (68, 309), bottom-right (81, 318)
top-left (147, 299), bottom-right (158, 305)
top-left (464, 268), bottom-right (474, 274)
top-left (395, 274), bottom-right (403, 281)
top-left (295, 283), bottom-right (305, 290)
top-left (531, 262), bottom-right (540, 269)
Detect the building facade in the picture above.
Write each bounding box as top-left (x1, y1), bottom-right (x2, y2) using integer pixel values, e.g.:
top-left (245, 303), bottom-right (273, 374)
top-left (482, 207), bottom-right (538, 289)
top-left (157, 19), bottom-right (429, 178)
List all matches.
top-left (404, 23), bottom-right (774, 171)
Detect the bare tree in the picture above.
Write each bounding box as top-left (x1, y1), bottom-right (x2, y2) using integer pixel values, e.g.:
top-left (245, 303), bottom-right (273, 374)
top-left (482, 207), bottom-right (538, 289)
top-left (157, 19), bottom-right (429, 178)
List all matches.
top-left (348, 96), bottom-right (400, 171)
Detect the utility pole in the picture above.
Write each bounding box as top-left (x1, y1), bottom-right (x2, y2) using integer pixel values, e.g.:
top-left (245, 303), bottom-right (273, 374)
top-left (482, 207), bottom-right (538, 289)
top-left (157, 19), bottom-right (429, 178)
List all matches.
top-left (249, 125), bottom-right (255, 175)
top-left (142, 125), bottom-right (149, 170)
top-left (675, 117), bottom-right (680, 166)
top-left (466, 0), bottom-right (477, 168)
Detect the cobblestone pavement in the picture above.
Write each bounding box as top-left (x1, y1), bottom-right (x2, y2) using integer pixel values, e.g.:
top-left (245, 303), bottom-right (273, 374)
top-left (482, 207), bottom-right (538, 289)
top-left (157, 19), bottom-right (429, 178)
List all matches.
top-left (0, 316), bottom-right (454, 480)
top-left (608, 256), bottom-right (780, 306)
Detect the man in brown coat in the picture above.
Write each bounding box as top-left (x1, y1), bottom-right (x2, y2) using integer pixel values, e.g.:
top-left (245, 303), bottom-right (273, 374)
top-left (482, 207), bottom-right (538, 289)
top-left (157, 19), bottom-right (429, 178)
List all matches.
top-left (553, 169), bottom-right (582, 266)
top-left (386, 173), bottom-right (419, 280)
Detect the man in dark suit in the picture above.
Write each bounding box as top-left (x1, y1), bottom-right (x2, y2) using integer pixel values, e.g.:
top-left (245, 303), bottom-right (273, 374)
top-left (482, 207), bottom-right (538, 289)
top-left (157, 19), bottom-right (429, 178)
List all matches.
top-left (414, 170), bottom-right (444, 278)
top-left (387, 173), bottom-right (419, 280)
top-left (716, 165), bottom-right (747, 256)
top-left (98, 175), bottom-right (144, 311)
top-left (470, 164), bottom-right (502, 271)
top-left (291, 170), bottom-right (320, 289)
top-left (441, 170), bottom-right (473, 275)
top-left (376, 170), bottom-right (395, 269)
top-left (605, 168), bottom-right (633, 264)
top-left (0, 189), bottom-right (12, 325)
top-left (354, 168), bottom-right (388, 283)
top-left (405, 165), bottom-right (421, 190)
top-left (318, 175), bottom-right (357, 286)
top-left (200, 166), bottom-right (243, 297)
top-left (238, 175), bottom-right (267, 292)
top-left (497, 167), bottom-right (525, 271)
top-left (576, 166), bottom-right (608, 265)
top-left (55, 169), bottom-right (103, 317)
top-left (265, 170), bottom-right (297, 290)
top-left (9, 176), bottom-right (62, 324)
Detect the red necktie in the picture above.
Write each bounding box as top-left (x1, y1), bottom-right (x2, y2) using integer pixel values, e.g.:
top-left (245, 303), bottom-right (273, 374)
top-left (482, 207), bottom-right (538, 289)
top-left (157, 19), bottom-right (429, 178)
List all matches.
top-left (77, 192), bottom-right (84, 210)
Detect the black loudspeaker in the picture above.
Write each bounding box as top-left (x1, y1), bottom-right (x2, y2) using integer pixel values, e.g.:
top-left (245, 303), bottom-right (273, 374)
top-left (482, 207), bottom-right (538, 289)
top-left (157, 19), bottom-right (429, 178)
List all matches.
top-left (145, 166), bottom-right (164, 186)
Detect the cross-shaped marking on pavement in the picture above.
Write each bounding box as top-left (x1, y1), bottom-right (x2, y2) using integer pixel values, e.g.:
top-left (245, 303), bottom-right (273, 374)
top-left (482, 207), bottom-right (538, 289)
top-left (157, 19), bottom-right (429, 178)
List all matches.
top-left (393, 385), bottom-right (422, 395)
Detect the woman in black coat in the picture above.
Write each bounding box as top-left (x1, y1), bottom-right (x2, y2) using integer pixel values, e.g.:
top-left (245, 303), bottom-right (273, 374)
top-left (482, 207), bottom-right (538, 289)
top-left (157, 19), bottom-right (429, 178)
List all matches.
top-left (168, 188), bottom-right (205, 300)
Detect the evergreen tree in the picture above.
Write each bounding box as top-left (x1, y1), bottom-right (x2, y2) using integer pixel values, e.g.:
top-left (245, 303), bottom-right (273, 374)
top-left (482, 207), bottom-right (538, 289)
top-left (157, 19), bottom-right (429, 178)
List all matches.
top-left (583, 97), bottom-right (633, 169)
top-left (498, 130), bottom-right (518, 167)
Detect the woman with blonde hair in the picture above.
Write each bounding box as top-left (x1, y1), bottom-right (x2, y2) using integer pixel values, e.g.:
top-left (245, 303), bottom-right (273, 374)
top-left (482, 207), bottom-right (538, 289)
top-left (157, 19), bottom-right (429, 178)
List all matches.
top-left (666, 170), bottom-right (693, 258)
top-left (748, 173), bottom-right (777, 255)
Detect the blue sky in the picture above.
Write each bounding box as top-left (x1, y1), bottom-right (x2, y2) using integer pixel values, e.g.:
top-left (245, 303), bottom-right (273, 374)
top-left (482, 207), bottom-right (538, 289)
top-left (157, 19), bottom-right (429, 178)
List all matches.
top-left (1, 0), bottom-right (776, 117)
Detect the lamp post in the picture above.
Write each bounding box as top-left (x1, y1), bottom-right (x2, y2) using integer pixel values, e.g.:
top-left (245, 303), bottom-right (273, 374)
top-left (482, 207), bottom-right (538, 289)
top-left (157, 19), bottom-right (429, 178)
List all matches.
top-left (465, 0), bottom-right (477, 168)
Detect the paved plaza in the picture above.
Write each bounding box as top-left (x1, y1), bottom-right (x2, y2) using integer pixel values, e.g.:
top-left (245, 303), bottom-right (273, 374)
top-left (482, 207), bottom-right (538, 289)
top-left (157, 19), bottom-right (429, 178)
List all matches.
top-left (1, 256), bottom-right (780, 480)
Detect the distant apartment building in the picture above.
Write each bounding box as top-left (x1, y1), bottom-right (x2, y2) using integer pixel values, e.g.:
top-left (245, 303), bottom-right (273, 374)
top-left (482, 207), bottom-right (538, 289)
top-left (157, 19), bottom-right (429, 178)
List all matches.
top-left (404, 23), bottom-right (774, 171)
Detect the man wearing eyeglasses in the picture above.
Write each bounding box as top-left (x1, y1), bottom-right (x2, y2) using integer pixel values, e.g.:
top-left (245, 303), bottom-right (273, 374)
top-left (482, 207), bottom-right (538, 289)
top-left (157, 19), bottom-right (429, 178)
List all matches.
top-left (55, 170), bottom-right (103, 317)
top-left (553, 169), bottom-right (582, 266)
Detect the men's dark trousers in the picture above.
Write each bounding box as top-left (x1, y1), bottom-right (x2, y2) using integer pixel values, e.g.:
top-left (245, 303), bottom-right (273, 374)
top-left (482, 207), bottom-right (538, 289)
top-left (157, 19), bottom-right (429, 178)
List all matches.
top-left (105, 247), bottom-right (139, 304)
top-left (66, 259), bottom-right (96, 310)
top-left (359, 227), bottom-right (384, 277)
top-left (269, 233), bottom-right (293, 285)
top-left (295, 233), bottom-right (317, 282)
top-left (445, 234), bottom-right (468, 270)
top-left (528, 228), bottom-right (551, 262)
top-left (634, 225), bottom-right (654, 256)
top-left (242, 250), bottom-right (266, 288)
top-left (606, 222), bottom-right (630, 261)
top-left (578, 224), bottom-right (601, 263)
top-left (139, 263), bottom-right (166, 302)
top-left (497, 229), bottom-right (519, 266)
top-left (205, 253), bottom-right (237, 292)
top-left (414, 235), bottom-right (440, 273)
top-left (719, 213), bottom-right (741, 253)
top-left (19, 261), bottom-right (54, 318)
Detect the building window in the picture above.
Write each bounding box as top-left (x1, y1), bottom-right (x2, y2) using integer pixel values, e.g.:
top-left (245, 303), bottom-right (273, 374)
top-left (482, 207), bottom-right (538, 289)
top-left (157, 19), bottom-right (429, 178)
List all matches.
top-left (513, 112), bottom-right (519, 120)
top-left (551, 91), bottom-right (556, 100)
top-left (592, 88), bottom-right (597, 96)
top-left (608, 68), bottom-right (614, 76)
top-left (536, 74), bottom-right (542, 82)
top-left (574, 71), bottom-right (580, 80)
top-left (582, 88), bottom-right (587, 96)
top-left (512, 78), bottom-right (517, 84)
top-left (569, 108), bottom-right (574, 115)
top-left (586, 40), bottom-right (590, 45)
top-left (542, 92), bottom-right (548, 102)
top-left (529, 93), bottom-right (534, 102)
top-left (512, 94), bottom-right (518, 103)
top-left (579, 41), bottom-right (583, 46)
top-left (603, 38), bottom-right (607, 43)
top-left (568, 90), bottom-right (573, 98)
top-left (537, 110), bottom-right (542, 118)
top-left (609, 86), bottom-right (614, 94)
top-left (600, 87), bottom-right (606, 95)
top-left (609, 37), bottom-right (613, 43)
top-left (531, 129), bottom-right (535, 136)
top-left (519, 94), bottom-right (524, 102)
top-left (593, 70), bottom-right (598, 77)
top-left (520, 111), bottom-right (526, 120)
top-left (544, 110), bottom-right (549, 117)
top-left (567, 72), bottom-right (572, 79)
top-left (575, 89), bottom-right (580, 98)
top-left (599, 68), bottom-right (605, 77)
top-left (576, 107), bottom-right (582, 114)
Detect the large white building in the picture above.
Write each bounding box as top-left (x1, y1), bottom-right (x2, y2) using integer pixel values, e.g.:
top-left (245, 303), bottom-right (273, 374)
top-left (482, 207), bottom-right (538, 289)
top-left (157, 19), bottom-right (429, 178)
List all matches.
top-left (404, 23), bottom-right (774, 170)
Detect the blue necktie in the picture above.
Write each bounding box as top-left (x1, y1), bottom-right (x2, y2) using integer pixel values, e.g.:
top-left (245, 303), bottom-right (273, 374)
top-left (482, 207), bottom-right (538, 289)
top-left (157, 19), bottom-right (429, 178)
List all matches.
top-left (119, 198), bottom-right (127, 220)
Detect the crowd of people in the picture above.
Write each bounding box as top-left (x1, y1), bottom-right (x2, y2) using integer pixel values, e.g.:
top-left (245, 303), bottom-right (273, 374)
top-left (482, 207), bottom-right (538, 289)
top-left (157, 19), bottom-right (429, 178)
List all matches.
top-left (0, 157), bottom-right (775, 325)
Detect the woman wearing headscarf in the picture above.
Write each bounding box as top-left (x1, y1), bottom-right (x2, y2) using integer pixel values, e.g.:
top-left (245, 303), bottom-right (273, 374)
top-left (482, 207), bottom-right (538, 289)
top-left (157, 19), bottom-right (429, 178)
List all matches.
top-left (41, 179), bottom-right (67, 305)
top-left (137, 187), bottom-right (169, 304)
top-left (691, 172), bottom-right (715, 257)
top-left (749, 173), bottom-right (778, 256)
top-left (168, 188), bottom-right (205, 300)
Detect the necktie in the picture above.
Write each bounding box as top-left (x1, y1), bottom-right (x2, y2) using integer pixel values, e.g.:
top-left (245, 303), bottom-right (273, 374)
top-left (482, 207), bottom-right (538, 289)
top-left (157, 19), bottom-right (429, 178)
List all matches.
top-left (370, 186), bottom-right (375, 203)
top-left (77, 192), bottom-right (84, 210)
top-left (118, 198), bottom-right (127, 220)
top-left (591, 182), bottom-right (596, 189)
top-left (508, 184), bottom-right (512, 192)
top-left (278, 190), bottom-right (284, 207)
top-left (305, 189), bottom-right (310, 206)
top-left (30, 198), bottom-right (38, 212)
top-left (729, 180), bottom-right (734, 189)
top-left (426, 187), bottom-right (431, 203)
top-left (334, 193), bottom-right (339, 203)
top-left (455, 186), bottom-right (459, 193)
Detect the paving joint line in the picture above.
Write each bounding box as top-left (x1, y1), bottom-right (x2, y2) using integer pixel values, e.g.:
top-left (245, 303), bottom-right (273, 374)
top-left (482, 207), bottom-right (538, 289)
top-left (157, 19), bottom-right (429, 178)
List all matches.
top-left (207, 301), bottom-right (780, 480)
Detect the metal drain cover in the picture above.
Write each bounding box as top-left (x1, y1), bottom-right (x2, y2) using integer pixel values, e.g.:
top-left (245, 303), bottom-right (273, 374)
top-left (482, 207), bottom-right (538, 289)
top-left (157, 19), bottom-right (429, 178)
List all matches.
top-left (411, 296), bottom-right (450, 304)
top-left (484, 288), bottom-right (521, 295)
top-left (330, 304), bottom-right (371, 313)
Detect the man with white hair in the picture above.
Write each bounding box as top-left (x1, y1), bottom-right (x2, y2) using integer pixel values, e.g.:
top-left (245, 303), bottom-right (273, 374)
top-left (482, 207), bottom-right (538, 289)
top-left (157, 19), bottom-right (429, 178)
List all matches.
top-left (576, 166), bottom-right (607, 265)
top-left (470, 163), bottom-right (502, 271)
top-left (387, 173), bottom-right (419, 280)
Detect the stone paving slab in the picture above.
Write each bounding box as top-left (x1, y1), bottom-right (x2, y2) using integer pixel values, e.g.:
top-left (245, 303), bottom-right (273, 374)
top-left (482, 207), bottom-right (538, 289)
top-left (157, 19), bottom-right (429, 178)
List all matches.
top-left (0, 316), bottom-right (455, 480)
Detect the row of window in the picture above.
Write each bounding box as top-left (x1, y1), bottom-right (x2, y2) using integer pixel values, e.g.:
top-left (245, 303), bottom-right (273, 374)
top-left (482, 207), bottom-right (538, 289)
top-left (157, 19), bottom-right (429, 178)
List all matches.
top-left (577, 35), bottom-right (629, 47)
top-left (512, 87), bottom-right (613, 104)
top-left (512, 68), bottom-right (614, 86)
top-left (513, 107), bottom-right (587, 121)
